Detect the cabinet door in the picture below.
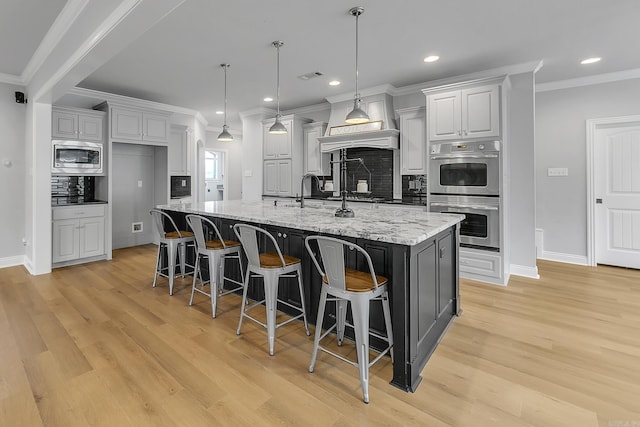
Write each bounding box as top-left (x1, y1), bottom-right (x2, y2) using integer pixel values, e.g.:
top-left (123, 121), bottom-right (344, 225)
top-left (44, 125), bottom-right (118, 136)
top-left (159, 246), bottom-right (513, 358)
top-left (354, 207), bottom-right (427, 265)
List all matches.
top-left (52, 219), bottom-right (79, 263)
top-left (78, 114), bottom-right (103, 141)
top-left (79, 217), bottom-right (105, 258)
top-left (263, 119), bottom-right (292, 159)
top-left (168, 127), bottom-right (187, 175)
top-left (143, 112), bottom-right (170, 143)
top-left (428, 91), bottom-right (461, 141)
top-left (263, 160), bottom-right (278, 195)
top-left (400, 110), bottom-right (426, 174)
top-left (461, 85), bottom-right (500, 139)
top-left (52, 110), bottom-right (78, 139)
top-left (276, 159), bottom-right (293, 196)
top-left (304, 123), bottom-right (329, 175)
top-left (112, 108), bottom-right (143, 141)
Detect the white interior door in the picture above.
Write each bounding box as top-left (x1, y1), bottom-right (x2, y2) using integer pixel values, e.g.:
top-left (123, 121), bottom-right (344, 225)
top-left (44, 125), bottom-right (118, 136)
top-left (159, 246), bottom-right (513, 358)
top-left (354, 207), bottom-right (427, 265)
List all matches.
top-left (595, 123), bottom-right (640, 268)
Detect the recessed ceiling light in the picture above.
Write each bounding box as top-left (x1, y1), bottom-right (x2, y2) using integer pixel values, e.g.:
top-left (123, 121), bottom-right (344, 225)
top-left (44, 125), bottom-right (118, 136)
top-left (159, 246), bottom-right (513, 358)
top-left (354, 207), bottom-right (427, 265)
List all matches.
top-left (215, 110), bottom-right (224, 115)
top-left (263, 97), bottom-right (273, 102)
top-left (580, 57), bottom-right (601, 65)
top-left (423, 55), bottom-right (440, 63)
top-left (329, 80), bottom-right (341, 86)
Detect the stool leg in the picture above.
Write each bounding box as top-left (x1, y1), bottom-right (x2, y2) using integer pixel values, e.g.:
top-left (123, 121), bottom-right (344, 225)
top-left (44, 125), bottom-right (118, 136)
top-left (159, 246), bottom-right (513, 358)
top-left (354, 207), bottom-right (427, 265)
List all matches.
top-left (167, 242), bottom-right (177, 295)
top-left (179, 242), bottom-right (186, 278)
top-left (351, 296), bottom-right (371, 404)
top-left (309, 287), bottom-right (328, 373)
top-left (189, 253), bottom-right (200, 306)
top-left (236, 267), bottom-right (252, 335)
top-left (295, 265), bottom-right (310, 336)
top-left (264, 271), bottom-right (279, 356)
top-left (218, 252), bottom-right (225, 295)
top-left (153, 243), bottom-right (162, 287)
top-left (209, 252), bottom-right (220, 318)
top-left (336, 299), bottom-right (348, 346)
top-left (236, 250), bottom-right (245, 286)
top-left (382, 289), bottom-right (394, 362)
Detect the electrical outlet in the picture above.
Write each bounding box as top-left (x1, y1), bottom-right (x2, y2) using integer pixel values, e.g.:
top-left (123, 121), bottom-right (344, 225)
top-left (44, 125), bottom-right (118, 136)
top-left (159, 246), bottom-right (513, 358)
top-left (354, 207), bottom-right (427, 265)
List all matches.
top-left (137, 180), bottom-right (143, 188)
top-left (132, 222), bottom-right (143, 233)
top-left (547, 167), bottom-right (569, 177)
top-left (244, 170), bottom-right (252, 177)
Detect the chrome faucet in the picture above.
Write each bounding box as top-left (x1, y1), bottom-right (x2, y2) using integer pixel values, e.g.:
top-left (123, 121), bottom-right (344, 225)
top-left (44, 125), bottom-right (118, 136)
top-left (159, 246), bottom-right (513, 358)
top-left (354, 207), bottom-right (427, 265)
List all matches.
top-left (300, 173), bottom-right (321, 208)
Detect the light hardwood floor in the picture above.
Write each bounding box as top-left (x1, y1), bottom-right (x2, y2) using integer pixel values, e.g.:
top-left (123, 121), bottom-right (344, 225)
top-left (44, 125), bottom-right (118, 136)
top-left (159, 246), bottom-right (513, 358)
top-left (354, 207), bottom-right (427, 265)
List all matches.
top-left (0, 245), bottom-right (638, 426)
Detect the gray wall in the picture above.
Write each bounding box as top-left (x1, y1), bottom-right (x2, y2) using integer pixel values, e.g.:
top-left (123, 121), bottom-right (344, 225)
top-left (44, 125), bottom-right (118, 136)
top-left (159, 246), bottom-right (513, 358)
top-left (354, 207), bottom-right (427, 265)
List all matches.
top-left (508, 72), bottom-right (537, 272)
top-left (0, 83), bottom-right (26, 262)
top-left (112, 143), bottom-right (163, 249)
top-left (535, 78), bottom-right (640, 259)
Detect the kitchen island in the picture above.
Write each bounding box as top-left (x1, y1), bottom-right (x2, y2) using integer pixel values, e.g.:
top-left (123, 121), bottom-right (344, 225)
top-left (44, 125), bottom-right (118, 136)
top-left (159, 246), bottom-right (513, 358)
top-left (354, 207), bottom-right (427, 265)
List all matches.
top-left (159, 200), bottom-right (464, 392)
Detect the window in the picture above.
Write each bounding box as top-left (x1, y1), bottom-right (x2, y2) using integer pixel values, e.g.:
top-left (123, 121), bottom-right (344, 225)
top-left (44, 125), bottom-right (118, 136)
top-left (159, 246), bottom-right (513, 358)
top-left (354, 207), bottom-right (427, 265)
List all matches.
top-left (205, 151), bottom-right (220, 180)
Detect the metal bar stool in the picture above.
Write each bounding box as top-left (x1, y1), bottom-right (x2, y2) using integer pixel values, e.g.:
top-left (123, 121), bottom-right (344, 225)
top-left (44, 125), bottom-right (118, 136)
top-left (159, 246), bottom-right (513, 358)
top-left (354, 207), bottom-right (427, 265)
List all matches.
top-left (186, 214), bottom-right (244, 318)
top-left (305, 235), bottom-right (393, 404)
top-left (150, 209), bottom-right (195, 295)
top-left (233, 223), bottom-right (310, 356)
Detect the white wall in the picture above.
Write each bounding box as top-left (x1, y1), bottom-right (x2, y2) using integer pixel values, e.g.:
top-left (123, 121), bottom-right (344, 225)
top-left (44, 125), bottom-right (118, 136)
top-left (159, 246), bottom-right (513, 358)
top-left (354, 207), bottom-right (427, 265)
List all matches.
top-left (508, 72), bottom-right (538, 276)
top-left (204, 130), bottom-right (243, 200)
top-left (0, 83), bottom-right (26, 266)
top-left (535, 78), bottom-right (640, 261)
top-left (240, 110), bottom-right (272, 201)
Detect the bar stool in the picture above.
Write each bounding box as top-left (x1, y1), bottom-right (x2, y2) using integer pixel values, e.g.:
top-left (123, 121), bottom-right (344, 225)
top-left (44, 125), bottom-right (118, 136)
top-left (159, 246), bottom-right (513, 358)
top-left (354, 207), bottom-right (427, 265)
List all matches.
top-left (233, 224), bottom-right (310, 356)
top-left (186, 214), bottom-right (244, 318)
top-left (305, 236), bottom-right (393, 404)
top-left (150, 209), bottom-right (195, 295)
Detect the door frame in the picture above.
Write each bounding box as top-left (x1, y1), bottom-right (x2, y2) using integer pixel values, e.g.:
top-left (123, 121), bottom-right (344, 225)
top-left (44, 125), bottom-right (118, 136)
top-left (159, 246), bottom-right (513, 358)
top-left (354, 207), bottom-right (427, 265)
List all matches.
top-left (585, 114), bottom-right (640, 266)
top-left (198, 145), bottom-right (229, 202)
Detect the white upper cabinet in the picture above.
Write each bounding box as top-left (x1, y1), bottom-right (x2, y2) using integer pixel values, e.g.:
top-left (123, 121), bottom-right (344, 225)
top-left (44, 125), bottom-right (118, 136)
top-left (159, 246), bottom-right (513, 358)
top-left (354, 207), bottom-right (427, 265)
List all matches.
top-left (263, 117), bottom-right (293, 159)
top-left (52, 107), bottom-right (104, 141)
top-left (107, 104), bottom-right (171, 144)
top-left (262, 114), bottom-right (310, 197)
top-left (168, 125), bottom-right (190, 175)
top-left (303, 122), bottom-right (330, 175)
top-left (398, 107), bottom-right (426, 175)
top-left (427, 84), bottom-right (500, 141)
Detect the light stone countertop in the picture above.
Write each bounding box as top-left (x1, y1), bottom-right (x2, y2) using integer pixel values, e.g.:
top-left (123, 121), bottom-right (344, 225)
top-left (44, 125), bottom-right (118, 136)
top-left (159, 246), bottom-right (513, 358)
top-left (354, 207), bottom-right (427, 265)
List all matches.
top-left (158, 200), bottom-right (464, 246)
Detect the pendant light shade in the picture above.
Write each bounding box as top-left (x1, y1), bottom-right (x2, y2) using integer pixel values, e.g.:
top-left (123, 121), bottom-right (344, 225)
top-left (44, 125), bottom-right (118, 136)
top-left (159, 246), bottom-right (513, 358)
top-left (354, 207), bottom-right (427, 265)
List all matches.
top-left (345, 6), bottom-right (369, 125)
top-left (217, 63), bottom-right (234, 141)
top-left (269, 41), bottom-right (287, 134)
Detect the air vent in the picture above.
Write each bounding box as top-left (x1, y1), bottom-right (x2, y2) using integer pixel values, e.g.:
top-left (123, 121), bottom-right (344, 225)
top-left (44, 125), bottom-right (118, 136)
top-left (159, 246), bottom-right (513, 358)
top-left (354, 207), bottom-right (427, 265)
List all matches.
top-left (297, 71), bottom-right (324, 80)
top-left (132, 222), bottom-right (143, 233)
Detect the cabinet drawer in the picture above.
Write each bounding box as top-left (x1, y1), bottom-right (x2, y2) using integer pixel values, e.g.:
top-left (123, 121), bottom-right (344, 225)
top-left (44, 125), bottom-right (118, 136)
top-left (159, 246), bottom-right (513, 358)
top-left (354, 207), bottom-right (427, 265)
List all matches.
top-left (53, 205), bottom-right (105, 220)
top-left (459, 248), bottom-right (502, 279)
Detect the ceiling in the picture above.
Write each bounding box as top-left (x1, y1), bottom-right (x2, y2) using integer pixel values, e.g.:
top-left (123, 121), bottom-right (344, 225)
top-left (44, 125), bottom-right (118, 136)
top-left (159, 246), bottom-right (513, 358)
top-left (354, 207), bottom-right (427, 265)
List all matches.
top-left (2, 0), bottom-right (640, 131)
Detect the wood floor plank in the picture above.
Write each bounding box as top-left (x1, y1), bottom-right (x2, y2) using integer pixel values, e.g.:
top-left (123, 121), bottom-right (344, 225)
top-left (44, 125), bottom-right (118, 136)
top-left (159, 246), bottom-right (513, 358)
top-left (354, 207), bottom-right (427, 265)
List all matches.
top-left (0, 247), bottom-right (638, 426)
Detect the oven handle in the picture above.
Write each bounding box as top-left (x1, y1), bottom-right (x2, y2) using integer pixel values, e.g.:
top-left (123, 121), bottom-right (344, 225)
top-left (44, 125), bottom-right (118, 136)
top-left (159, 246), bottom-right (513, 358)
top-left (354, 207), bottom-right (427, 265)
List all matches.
top-left (431, 202), bottom-right (499, 211)
top-left (430, 154), bottom-right (499, 160)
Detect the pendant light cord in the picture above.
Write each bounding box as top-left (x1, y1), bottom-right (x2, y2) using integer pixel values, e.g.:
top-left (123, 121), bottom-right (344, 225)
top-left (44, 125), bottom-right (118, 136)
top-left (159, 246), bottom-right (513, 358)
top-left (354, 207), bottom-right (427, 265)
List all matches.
top-left (276, 42), bottom-right (281, 117)
top-left (223, 64), bottom-right (228, 126)
top-left (354, 10), bottom-right (360, 101)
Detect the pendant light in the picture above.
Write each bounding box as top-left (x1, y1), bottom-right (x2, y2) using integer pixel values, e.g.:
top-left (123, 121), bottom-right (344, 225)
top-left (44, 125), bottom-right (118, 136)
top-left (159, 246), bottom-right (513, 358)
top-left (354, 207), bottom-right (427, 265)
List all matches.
top-left (217, 64), bottom-right (233, 141)
top-left (268, 41), bottom-right (287, 134)
top-left (345, 6), bottom-right (369, 124)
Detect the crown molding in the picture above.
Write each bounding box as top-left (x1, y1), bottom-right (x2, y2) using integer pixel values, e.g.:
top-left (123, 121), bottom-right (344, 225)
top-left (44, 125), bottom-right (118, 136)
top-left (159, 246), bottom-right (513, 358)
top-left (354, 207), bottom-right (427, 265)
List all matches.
top-left (395, 60), bottom-right (543, 96)
top-left (22, 0), bottom-right (90, 85)
top-left (239, 107), bottom-right (276, 120)
top-left (67, 86), bottom-right (204, 118)
top-left (536, 68), bottom-right (640, 93)
top-left (282, 101), bottom-right (330, 116)
top-left (0, 73), bottom-right (24, 86)
top-left (325, 83), bottom-right (398, 104)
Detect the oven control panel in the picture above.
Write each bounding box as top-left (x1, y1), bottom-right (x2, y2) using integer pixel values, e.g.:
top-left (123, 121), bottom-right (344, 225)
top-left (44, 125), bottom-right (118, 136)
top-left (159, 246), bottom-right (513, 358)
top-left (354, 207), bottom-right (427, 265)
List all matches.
top-left (430, 140), bottom-right (500, 155)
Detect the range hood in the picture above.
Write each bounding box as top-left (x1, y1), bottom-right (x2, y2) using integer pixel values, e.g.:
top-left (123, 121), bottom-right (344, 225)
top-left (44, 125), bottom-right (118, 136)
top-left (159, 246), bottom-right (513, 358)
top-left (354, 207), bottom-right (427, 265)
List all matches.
top-left (318, 90), bottom-right (399, 152)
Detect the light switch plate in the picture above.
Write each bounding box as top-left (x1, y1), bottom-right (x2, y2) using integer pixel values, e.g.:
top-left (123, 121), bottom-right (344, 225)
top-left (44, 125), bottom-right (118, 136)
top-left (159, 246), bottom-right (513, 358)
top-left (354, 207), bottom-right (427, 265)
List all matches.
top-left (548, 167), bottom-right (569, 177)
top-left (137, 180), bottom-right (143, 187)
top-left (244, 170), bottom-right (252, 177)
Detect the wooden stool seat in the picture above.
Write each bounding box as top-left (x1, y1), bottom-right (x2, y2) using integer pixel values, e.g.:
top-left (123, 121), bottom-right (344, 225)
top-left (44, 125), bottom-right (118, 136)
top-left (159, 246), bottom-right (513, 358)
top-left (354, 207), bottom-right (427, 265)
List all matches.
top-left (260, 252), bottom-right (300, 268)
top-left (205, 239), bottom-right (241, 250)
top-left (323, 268), bottom-right (388, 293)
top-left (165, 230), bottom-right (194, 239)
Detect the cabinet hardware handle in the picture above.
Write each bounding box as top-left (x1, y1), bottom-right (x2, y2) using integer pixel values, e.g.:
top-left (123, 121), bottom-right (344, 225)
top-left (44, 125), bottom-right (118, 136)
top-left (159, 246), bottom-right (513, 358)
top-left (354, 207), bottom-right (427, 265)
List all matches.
top-left (463, 130), bottom-right (468, 136)
top-left (439, 247), bottom-right (446, 259)
top-left (283, 233), bottom-right (287, 238)
top-left (457, 130), bottom-right (462, 136)
top-left (277, 232), bottom-right (282, 237)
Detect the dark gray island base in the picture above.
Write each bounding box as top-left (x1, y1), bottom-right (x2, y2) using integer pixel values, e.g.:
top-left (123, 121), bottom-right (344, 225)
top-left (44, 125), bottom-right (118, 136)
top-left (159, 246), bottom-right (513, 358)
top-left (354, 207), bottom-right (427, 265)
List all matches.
top-left (160, 201), bottom-right (463, 392)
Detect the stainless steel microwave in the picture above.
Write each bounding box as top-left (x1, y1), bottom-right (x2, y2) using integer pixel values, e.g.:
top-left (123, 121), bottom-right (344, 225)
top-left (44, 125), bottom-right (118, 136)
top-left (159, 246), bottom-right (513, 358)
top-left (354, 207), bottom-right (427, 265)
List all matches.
top-left (52, 140), bottom-right (103, 174)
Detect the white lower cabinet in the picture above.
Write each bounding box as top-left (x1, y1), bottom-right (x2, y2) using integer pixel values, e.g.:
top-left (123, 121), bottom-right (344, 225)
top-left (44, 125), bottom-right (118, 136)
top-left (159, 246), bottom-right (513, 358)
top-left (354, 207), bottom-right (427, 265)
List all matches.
top-left (459, 247), bottom-right (503, 282)
top-left (52, 205), bottom-right (106, 264)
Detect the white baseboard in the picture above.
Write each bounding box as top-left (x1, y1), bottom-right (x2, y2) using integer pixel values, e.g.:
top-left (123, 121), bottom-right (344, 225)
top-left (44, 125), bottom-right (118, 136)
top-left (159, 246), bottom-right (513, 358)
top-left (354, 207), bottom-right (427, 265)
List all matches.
top-left (509, 264), bottom-right (540, 279)
top-left (0, 255), bottom-right (25, 269)
top-left (539, 251), bottom-right (589, 266)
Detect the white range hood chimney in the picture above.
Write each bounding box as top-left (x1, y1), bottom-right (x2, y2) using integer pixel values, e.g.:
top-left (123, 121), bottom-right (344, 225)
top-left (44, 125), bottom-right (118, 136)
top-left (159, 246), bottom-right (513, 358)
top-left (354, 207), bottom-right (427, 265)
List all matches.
top-left (318, 85), bottom-right (399, 152)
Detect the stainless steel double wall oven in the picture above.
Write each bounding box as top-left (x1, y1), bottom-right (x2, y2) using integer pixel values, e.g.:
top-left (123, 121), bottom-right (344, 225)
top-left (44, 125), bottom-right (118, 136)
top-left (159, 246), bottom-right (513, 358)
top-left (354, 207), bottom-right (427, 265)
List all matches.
top-left (429, 140), bottom-right (501, 251)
